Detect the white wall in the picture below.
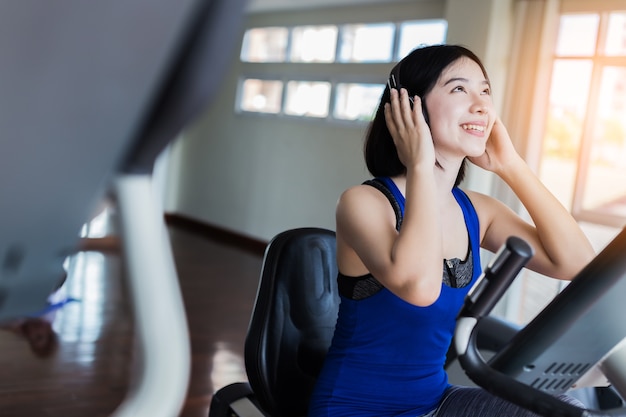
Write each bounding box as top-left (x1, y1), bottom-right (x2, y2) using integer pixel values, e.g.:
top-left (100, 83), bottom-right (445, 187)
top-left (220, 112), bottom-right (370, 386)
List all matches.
top-left (163, 0), bottom-right (514, 242)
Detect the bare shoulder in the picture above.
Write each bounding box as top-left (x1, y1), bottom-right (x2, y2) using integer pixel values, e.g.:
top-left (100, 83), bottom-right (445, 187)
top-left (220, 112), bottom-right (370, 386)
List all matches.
top-left (336, 182), bottom-right (398, 244)
top-left (462, 188), bottom-right (528, 252)
top-left (337, 183), bottom-right (394, 223)
top-left (461, 188), bottom-right (508, 217)
top-left (338, 183), bottom-right (387, 204)
top-left (336, 183), bottom-right (398, 275)
top-left (460, 189), bottom-right (509, 242)
top-left (462, 188), bottom-right (489, 204)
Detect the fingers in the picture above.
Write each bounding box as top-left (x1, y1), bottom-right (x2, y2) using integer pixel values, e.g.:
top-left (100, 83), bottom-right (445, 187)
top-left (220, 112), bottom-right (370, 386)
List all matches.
top-left (392, 88), bottom-right (414, 117)
top-left (385, 88), bottom-right (418, 132)
top-left (487, 116), bottom-right (512, 148)
top-left (412, 95), bottom-right (428, 127)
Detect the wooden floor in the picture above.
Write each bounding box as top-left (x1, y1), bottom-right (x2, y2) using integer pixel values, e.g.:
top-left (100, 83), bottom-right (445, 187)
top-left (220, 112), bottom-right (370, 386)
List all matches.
top-left (0, 224), bottom-right (265, 417)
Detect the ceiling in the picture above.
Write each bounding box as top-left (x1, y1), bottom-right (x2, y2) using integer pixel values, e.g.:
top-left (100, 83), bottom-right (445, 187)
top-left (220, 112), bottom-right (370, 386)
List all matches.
top-left (245, 0), bottom-right (418, 13)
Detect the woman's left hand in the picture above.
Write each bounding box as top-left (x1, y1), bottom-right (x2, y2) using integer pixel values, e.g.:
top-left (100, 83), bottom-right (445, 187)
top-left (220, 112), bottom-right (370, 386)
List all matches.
top-left (468, 116), bottom-right (519, 175)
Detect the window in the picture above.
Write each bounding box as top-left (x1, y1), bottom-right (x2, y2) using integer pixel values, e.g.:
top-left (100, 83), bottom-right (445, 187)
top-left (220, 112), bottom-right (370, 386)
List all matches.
top-left (539, 11), bottom-right (626, 228)
top-left (606, 12), bottom-right (626, 55)
top-left (397, 20), bottom-right (448, 59)
top-left (503, 6), bottom-right (626, 326)
top-left (339, 23), bottom-right (395, 63)
top-left (284, 81), bottom-right (332, 118)
top-left (239, 79), bottom-right (283, 114)
top-left (334, 83), bottom-right (385, 121)
top-left (240, 27), bottom-right (288, 62)
top-left (238, 19), bottom-right (447, 121)
top-left (554, 14), bottom-right (598, 56)
top-left (290, 26), bottom-right (338, 63)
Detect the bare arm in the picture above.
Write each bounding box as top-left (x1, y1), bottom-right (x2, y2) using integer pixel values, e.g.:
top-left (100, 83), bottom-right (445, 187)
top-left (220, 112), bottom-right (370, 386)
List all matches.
top-left (469, 118), bottom-right (595, 280)
top-left (336, 89), bottom-right (443, 306)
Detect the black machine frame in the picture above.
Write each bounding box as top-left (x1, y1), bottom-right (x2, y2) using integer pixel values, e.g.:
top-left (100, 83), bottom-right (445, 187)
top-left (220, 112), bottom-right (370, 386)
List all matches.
top-left (455, 229), bottom-right (626, 417)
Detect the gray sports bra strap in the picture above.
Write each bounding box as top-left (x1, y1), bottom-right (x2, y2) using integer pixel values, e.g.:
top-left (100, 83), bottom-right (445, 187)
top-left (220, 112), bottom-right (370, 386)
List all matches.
top-left (363, 178), bottom-right (403, 231)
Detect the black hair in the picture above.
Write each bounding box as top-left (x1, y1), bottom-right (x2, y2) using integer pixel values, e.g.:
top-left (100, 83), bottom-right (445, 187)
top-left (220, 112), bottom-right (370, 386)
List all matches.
top-left (364, 44), bottom-right (490, 187)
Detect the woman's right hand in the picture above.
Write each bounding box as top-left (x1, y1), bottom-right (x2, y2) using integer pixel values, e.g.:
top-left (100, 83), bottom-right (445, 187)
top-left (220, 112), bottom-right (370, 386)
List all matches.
top-left (384, 88), bottom-right (435, 170)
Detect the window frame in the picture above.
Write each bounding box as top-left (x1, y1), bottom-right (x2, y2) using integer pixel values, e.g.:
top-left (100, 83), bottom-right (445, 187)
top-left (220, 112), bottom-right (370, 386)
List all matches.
top-left (236, 19), bottom-right (447, 123)
top-left (496, 1), bottom-right (626, 326)
top-left (544, 10), bottom-right (626, 228)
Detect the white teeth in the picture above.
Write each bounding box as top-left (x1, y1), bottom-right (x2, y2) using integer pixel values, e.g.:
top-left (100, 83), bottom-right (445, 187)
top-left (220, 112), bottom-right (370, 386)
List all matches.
top-left (462, 124), bottom-right (485, 132)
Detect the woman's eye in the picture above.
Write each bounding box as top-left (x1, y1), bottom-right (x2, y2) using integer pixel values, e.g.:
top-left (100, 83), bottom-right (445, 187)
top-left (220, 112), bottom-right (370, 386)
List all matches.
top-left (452, 86), bottom-right (465, 93)
top-left (482, 88), bottom-right (491, 95)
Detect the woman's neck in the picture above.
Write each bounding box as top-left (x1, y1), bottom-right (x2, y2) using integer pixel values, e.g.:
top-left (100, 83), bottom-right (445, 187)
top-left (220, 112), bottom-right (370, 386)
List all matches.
top-left (391, 164), bottom-right (458, 202)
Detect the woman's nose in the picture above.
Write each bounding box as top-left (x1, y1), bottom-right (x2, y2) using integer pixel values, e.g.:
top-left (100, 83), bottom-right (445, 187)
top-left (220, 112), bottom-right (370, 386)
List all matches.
top-left (470, 95), bottom-right (491, 114)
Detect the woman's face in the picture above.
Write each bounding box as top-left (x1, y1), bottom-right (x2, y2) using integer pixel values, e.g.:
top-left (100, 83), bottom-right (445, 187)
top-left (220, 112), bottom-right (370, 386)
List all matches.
top-left (424, 57), bottom-right (495, 163)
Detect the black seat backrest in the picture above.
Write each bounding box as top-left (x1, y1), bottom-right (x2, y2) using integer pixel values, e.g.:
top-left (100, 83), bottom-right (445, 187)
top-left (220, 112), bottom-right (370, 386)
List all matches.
top-left (244, 228), bottom-right (339, 417)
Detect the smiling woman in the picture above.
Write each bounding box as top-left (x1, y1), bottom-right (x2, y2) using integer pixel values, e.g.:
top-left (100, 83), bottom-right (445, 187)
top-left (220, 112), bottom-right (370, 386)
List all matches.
top-left (421, 57), bottom-right (493, 162)
top-left (307, 44), bottom-right (594, 417)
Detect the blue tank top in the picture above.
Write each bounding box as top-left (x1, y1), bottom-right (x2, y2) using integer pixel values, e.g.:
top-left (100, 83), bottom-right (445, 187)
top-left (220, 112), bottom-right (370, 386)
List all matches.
top-left (308, 178), bottom-right (482, 417)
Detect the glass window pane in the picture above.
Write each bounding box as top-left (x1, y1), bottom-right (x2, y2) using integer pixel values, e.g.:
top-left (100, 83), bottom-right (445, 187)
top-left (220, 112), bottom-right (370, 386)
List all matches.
top-left (582, 66), bottom-right (626, 216)
top-left (290, 25), bottom-right (338, 63)
top-left (339, 23), bottom-right (394, 63)
top-left (605, 12), bottom-right (626, 56)
top-left (539, 59), bottom-right (593, 208)
top-left (240, 79), bottom-right (283, 113)
top-left (284, 81), bottom-right (331, 117)
top-left (397, 20), bottom-right (447, 59)
top-left (240, 27), bottom-right (288, 62)
top-left (555, 14), bottom-right (599, 57)
top-left (334, 83), bottom-right (384, 121)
